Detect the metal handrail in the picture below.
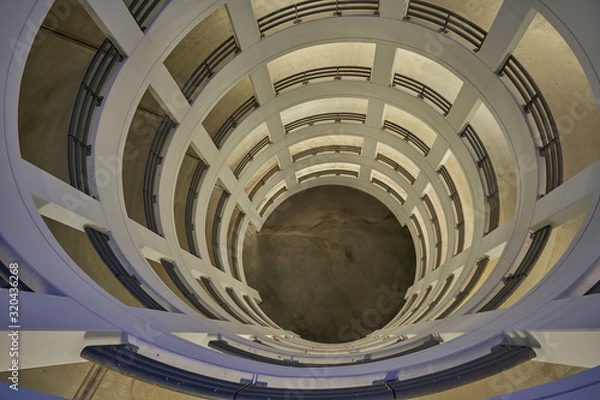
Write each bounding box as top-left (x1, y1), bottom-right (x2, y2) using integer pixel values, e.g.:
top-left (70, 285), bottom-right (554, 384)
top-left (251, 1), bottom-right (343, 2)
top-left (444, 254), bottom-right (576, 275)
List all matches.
top-left (230, 211), bottom-right (245, 281)
top-left (438, 166), bottom-right (465, 254)
top-left (181, 36), bottom-right (240, 102)
top-left (297, 169), bottom-right (359, 183)
top-left (211, 191), bottom-right (230, 271)
top-left (142, 115), bottom-right (177, 235)
top-left (200, 277), bottom-right (249, 324)
top-left (375, 153), bottom-right (416, 184)
top-left (248, 165), bottom-right (281, 201)
top-left (127, 0), bottom-right (165, 29)
top-left (234, 137), bottom-right (271, 178)
top-left (392, 73), bottom-right (453, 116)
top-left (499, 55), bottom-right (563, 194)
top-left (292, 145), bottom-right (362, 162)
top-left (284, 112), bottom-right (366, 133)
top-left (257, 0), bottom-right (379, 36)
top-left (213, 96), bottom-right (259, 148)
top-left (410, 214), bottom-right (427, 279)
top-left (382, 120), bottom-right (430, 156)
top-left (405, 0), bottom-right (487, 51)
top-left (371, 177), bottom-right (405, 206)
top-left (460, 124), bottom-right (499, 234)
top-left (478, 226), bottom-right (552, 312)
top-left (413, 275), bottom-right (455, 323)
top-left (68, 38), bottom-right (122, 195)
top-left (274, 66), bottom-right (372, 94)
top-left (422, 194), bottom-right (442, 269)
top-left (185, 159), bottom-right (207, 257)
top-left (259, 187), bottom-right (288, 217)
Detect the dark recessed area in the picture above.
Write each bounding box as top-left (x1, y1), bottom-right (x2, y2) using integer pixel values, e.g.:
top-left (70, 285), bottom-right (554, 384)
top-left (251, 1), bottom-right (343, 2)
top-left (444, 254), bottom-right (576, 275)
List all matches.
top-left (243, 185), bottom-right (416, 343)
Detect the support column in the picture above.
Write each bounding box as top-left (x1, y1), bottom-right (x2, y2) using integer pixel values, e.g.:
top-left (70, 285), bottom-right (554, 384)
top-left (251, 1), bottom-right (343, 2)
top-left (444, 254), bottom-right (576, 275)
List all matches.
top-left (370, 43), bottom-right (397, 86)
top-left (190, 126), bottom-right (219, 165)
top-left (250, 64), bottom-right (275, 105)
top-left (226, 0), bottom-right (261, 50)
top-left (148, 64), bottom-right (191, 124)
top-left (378, 0), bottom-right (408, 20)
top-left (365, 99), bottom-right (386, 128)
top-left (445, 83), bottom-right (481, 132)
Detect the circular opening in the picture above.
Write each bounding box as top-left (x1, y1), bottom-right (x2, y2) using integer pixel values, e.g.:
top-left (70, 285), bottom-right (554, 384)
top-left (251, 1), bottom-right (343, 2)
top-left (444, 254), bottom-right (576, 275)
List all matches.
top-left (243, 185), bottom-right (416, 343)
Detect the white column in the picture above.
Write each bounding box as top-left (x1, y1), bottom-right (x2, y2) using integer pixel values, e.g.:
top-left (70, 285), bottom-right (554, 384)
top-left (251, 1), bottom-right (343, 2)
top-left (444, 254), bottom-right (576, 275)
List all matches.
top-left (250, 64), bottom-right (275, 105)
top-left (378, 0), bottom-right (408, 20)
top-left (445, 83), bottom-right (481, 131)
top-left (148, 64), bottom-right (191, 124)
top-left (365, 99), bottom-right (386, 128)
top-left (226, 0), bottom-right (261, 50)
top-left (370, 43), bottom-right (397, 86)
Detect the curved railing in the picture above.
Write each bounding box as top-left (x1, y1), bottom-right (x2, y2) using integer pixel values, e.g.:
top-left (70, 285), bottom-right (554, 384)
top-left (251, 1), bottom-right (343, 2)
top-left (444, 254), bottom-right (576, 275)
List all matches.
top-left (376, 153), bottom-right (416, 184)
top-left (159, 260), bottom-right (219, 319)
top-left (460, 124), bottom-right (499, 234)
top-left (478, 225), bottom-right (552, 312)
top-left (413, 275), bottom-right (455, 323)
top-left (392, 73), bottom-right (453, 116)
top-left (274, 66), bottom-right (372, 94)
top-left (68, 39), bottom-right (122, 195)
top-left (259, 187), bottom-right (288, 217)
top-left (199, 277), bottom-right (249, 324)
top-left (230, 211), bottom-right (245, 281)
top-left (213, 96), bottom-right (259, 148)
top-left (225, 287), bottom-right (268, 326)
top-left (211, 190), bottom-right (229, 271)
top-left (436, 257), bottom-right (489, 320)
top-left (292, 145), bottom-right (362, 162)
top-left (371, 177), bottom-right (405, 205)
top-left (0, 260), bottom-right (33, 292)
top-left (248, 165), bottom-right (281, 201)
top-left (82, 344), bottom-right (533, 398)
top-left (185, 158), bottom-right (207, 257)
top-left (437, 166), bottom-right (465, 254)
top-left (257, 0), bottom-right (379, 37)
top-left (422, 194), bottom-right (442, 269)
top-left (143, 115), bottom-right (177, 235)
top-left (405, 0), bottom-right (487, 51)
top-left (181, 36), bottom-right (239, 103)
top-left (234, 137), bottom-right (271, 178)
top-left (403, 286), bottom-right (433, 323)
top-left (127, 0), bottom-right (166, 29)
top-left (84, 227), bottom-right (166, 311)
top-left (499, 55), bottom-right (563, 194)
top-left (382, 120), bottom-right (430, 156)
top-left (410, 214), bottom-right (427, 280)
top-left (298, 169), bottom-right (359, 183)
top-left (285, 112), bottom-right (366, 133)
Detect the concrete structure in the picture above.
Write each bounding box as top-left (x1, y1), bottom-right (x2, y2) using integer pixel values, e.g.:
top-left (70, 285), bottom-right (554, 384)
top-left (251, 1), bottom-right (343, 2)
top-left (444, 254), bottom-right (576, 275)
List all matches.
top-left (0, 0), bottom-right (599, 398)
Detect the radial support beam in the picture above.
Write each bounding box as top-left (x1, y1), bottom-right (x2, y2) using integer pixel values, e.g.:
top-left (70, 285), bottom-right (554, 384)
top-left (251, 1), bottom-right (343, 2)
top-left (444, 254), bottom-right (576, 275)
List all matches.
top-left (276, 148), bottom-right (297, 189)
top-left (365, 99), bottom-right (386, 128)
top-left (226, 0), bottom-right (261, 50)
top-left (265, 114), bottom-right (286, 142)
top-left (190, 125), bottom-right (219, 165)
top-left (378, 0), bottom-right (408, 20)
top-left (531, 161), bottom-right (600, 230)
top-left (477, 0), bottom-right (537, 71)
top-left (425, 138), bottom-right (450, 171)
top-left (370, 43), bottom-right (397, 85)
top-left (147, 64), bottom-right (191, 124)
top-left (445, 83), bottom-right (481, 132)
top-left (79, 0), bottom-right (143, 56)
top-left (250, 64), bottom-right (275, 105)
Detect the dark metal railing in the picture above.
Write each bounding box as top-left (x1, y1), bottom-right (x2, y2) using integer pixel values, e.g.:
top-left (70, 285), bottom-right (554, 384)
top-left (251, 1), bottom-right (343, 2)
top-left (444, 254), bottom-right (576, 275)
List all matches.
top-left (211, 190), bottom-right (230, 271)
top-left (257, 0), bottom-right (379, 36)
top-left (212, 96), bottom-right (259, 149)
top-left (127, 0), bottom-right (165, 29)
top-left (392, 73), bottom-right (453, 116)
top-left (413, 275), bottom-right (455, 323)
top-left (234, 137), bottom-right (271, 178)
top-left (438, 166), bottom-right (465, 254)
top-left (436, 257), bottom-right (489, 319)
top-left (422, 194), bottom-right (442, 269)
top-left (84, 227), bottom-right (166, 311)
top-left (248, 165), bottom-right (281, 200)
top-left (376, 153), bottom-right (416, 184)
top-left (292, 145), bottom-right (362, 162)
top-left (410, 214), bottom-right (427, 280)
top-left (181, 36), bottom-right (239, 103)
top-left (225, 287), bottom-right (268, 326)
top-left (499, 55), bottom-right (563, 194)
top-left (274, 66), bottom-right (372, 94)
top-left (0, 260), bottom-right (33, 292)
top-left (142, 115), bottom-right (177, 235)
top-left (298, 169), bottom-right (359, 183)
top-left (372, 177), bottom-right (405, 205)
top-left (200, 277), bottom-right (249, 324)
top-left (478, 226), bottom-right (552, 312)
top-left (405, 0), bottom-right (487, 51)
top-left (460, 124), bottom-right (500, 234)
top-left (230, 211), bottom-right (245, 281)
top-left (159, 260), bottom-right (219, 319)
top-left (68, 39), bottom-right (123, 195)
top-left (185, 159), bottom-right (207, 257)
top-left (285, 112), bottom-right (366, 133)
top-left (259, 187), bottom-right (288, 217)
top-left (382, 120), bottom-right (430, 156)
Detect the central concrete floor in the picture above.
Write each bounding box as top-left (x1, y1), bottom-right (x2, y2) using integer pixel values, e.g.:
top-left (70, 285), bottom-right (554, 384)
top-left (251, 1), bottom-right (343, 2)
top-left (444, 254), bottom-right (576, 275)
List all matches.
top-left (243, 185), bottom-right (416, 343)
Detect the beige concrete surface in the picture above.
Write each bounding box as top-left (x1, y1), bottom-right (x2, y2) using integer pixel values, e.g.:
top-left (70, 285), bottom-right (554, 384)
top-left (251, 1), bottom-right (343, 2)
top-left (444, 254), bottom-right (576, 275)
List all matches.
top-left (173, 148), bottom-right (202, 253)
